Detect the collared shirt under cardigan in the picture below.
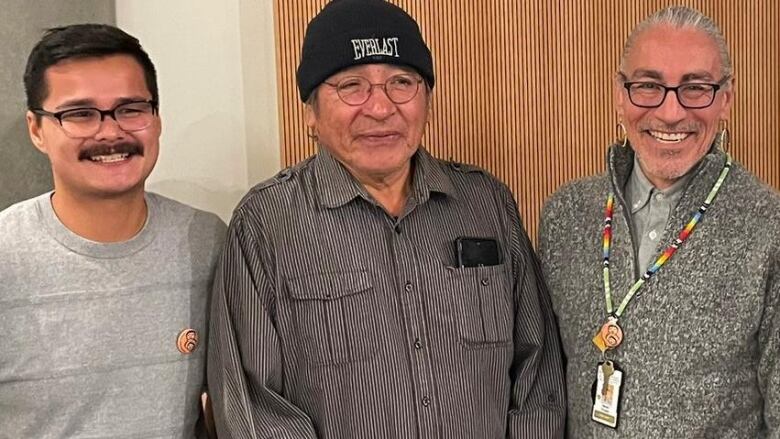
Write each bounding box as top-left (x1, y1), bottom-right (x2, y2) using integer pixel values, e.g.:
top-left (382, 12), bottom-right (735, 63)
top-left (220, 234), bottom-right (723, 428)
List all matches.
top-left (539, 144), bottom-right (780, 438)
top-left (208, 147), bottom-right (566, 438)
top-left (625, 155), bottom-right (693, 270)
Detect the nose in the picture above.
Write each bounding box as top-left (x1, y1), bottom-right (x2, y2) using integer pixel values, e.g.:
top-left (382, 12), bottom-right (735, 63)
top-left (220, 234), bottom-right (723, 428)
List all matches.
top-left (362, 84), bottom-right (396, 120)
top-left (93, 112), bottom-right (126, 140)
top-left (654, 88), bottom-right (688, 124)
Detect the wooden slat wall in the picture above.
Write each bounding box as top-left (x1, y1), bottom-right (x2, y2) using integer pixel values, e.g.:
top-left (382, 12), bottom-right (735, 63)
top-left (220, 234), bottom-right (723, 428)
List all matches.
top-left (274, 0), bottom-right (780, 244)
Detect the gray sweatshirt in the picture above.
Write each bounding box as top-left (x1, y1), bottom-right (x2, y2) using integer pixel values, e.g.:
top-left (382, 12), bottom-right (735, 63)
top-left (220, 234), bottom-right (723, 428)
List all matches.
top-left (0, 192), bottom-right (225, 438)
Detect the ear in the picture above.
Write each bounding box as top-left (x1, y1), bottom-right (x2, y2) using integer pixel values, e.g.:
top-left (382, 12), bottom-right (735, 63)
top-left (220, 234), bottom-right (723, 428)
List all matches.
top-left (613, 74), bottom-right (626, 119)
top-left (26, 111), bottom-right (48, 155)
top-left (717, 76), bottom-right (735, 122)
top-left (153, 112), bottom-right (163, 137)
top-left (426, 89), bottom-right (433, 123)
top-left (304, 103), bottom-right (317, 130)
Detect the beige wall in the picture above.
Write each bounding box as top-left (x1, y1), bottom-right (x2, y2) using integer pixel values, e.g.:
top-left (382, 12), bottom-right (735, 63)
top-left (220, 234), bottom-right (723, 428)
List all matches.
top-left (117, 0), bottom-right (281, 222)
top-left (274, 0), bottom-right (780, 242)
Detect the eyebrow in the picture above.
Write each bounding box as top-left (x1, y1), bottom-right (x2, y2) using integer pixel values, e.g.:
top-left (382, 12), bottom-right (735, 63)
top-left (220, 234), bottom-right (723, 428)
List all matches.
top-left (627, 69), bottom-right (664, 81)
top-left (54, 96), bottom-right (151, 111)
top-left (626, 69), bottom-right (716, 83)
top-left (681, 72), bottom-right (716, 82)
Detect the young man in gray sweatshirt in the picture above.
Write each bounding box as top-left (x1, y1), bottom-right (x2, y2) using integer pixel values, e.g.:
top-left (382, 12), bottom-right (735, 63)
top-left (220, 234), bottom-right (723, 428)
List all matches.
top-left (0, 24), bottom-right (225, 438)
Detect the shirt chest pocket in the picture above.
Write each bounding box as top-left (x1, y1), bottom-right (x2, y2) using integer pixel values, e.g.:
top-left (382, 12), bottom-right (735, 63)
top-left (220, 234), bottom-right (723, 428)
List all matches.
top-left (446, 264), bottom-right (513, 347)
top-left (286, 270), bottom-right (378, 366)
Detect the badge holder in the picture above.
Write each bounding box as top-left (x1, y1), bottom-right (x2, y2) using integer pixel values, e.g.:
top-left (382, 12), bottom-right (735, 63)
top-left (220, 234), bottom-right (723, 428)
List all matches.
top-left (590, 317), bottom-right (624, 428)
top-left (591, 360), bottom-right (623, 428)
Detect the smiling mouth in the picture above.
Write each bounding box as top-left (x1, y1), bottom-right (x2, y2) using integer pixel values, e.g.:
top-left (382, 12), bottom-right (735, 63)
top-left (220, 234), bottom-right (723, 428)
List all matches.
top-left (79, 143), bottom-right (143, 163)
top-left (357, 133), bottom-right (402, 146)
top-left (648, 130), bottom-right (690, 143)
top-left (363, 132), bottom-right (399, 138)
top-left (89, 153), bottom-right (131, 163)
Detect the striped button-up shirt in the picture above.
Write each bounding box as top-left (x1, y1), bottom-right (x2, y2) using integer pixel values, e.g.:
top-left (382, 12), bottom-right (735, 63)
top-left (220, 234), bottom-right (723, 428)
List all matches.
top-left (208, 148), bottom-right (565, 438)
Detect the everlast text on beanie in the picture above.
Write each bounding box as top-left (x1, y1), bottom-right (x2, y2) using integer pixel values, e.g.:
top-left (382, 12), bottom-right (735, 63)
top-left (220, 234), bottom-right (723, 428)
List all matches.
top-left (296, 0), bottom-right (435, 102)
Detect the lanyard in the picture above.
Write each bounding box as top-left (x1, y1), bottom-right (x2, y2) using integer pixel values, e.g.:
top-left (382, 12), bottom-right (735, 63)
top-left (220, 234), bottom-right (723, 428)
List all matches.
top-left (602, 154), bottom-right (732, 318)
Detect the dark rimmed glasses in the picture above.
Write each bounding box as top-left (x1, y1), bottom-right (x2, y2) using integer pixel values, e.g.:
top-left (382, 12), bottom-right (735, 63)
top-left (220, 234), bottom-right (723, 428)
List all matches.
top-left (323, 73), bottom-right (423, 106)
top-left (622, 76), bottom-right (731, 109)
top-left (32, 100), bottom-right (158, 138)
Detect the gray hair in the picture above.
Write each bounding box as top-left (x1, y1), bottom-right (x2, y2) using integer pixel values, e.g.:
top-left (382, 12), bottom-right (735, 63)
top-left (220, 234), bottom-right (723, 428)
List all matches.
top-left (620, 6), bottom-right (732, 79)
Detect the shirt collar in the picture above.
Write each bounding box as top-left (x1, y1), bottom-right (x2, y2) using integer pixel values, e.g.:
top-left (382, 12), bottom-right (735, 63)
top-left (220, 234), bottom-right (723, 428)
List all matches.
top-left (609, 142), bottom-right (723, 206)
top-left (410, 147), bottom-right (459, 203)
top-left (314, 147), bottom-right (458, 210)
top-left (314, 148), bottom-right (368, 209)
top-left (625, 155), bottom-right (693, 213)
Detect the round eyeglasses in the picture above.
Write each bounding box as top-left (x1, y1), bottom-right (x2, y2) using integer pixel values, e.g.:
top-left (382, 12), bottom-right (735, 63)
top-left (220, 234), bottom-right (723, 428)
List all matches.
top-left (622, 77), bottom-right (730, 109)
top-left (32, 100), bottom-right (158, 138)
top-left (323, 74), bottom-right (423, 106)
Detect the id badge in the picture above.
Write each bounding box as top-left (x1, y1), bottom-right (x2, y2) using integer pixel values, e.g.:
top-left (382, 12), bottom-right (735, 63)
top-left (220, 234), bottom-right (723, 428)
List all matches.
top-left (592, 361), bottom-right (623, 428)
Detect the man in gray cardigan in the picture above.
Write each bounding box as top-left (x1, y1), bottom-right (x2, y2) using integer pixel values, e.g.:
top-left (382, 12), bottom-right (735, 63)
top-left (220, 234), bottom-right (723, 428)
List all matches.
top-left (539, 6), bottom-right (780, 438)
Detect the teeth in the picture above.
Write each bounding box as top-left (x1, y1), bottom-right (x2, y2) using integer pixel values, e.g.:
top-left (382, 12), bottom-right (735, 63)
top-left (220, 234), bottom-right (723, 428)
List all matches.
top-left (90, 153), bottom-right (130, 163)
top-left (649, 131), bottom-right (689, 143)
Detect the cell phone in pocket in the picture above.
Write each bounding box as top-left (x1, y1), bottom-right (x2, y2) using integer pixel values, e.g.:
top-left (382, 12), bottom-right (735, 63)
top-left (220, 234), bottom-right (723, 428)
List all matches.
top-left (455, 237), bottom-right (501, 267)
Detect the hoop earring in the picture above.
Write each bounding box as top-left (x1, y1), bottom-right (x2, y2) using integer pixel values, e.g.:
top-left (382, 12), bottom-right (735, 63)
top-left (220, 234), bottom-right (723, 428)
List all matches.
top-left (616, 120), bottom-right (628, 148)
top-left (306, 126), bottom-right (318, 142)
top-left (717, 119), bottom-right (730, 153)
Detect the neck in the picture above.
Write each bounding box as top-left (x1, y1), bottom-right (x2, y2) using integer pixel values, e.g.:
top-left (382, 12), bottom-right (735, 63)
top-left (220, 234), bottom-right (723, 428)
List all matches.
top-left (51, 189), bottom-right (148, 243)
top-left (635, 160), bottom-right (692, 192)
top-left (357, 165), bottom-right (413, 217)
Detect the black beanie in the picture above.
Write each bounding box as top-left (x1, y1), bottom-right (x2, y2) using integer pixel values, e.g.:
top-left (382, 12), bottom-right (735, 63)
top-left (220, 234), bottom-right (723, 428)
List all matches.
top-left (296, 0), bottom-right (435, 102)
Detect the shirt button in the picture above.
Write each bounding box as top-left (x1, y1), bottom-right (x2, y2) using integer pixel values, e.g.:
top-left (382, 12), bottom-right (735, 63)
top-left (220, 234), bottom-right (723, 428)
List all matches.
top-left (404, 281), bottom-right (413, 292)
top-left (480, 277), bottom-right (490, 286)
top-left (655, 193), bottom-right (664, 201)
top-left (414, 338), bottom-right (423, 350)
top-left (649, 230), bottom-right (658, 240)
top-left (422, 396), bottom-right (431, 407)
top-left (276, 167), bottom-right (292, 182)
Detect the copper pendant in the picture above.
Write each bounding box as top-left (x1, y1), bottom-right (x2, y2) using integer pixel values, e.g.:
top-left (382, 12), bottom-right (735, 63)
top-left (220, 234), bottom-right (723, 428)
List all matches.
top-left (177, 328), bottom-right (199, 354)
top-left (599, 319), bottom-right (623, 349)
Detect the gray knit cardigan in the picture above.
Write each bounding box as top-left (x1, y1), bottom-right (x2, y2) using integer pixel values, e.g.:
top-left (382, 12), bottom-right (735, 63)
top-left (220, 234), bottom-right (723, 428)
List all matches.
top-left (539, 144), bottom-right (780, 438)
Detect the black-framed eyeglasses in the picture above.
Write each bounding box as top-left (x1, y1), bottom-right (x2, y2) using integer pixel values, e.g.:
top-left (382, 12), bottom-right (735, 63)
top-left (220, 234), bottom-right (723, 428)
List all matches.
top-left (622, 76), bottom-right (730, 109)
top-left (323, 73), bottom-right (423, 106)
top-left (32, 100), bottom-right (158, 138)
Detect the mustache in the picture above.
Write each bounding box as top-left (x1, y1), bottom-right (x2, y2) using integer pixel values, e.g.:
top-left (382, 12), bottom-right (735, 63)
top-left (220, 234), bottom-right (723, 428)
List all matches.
top-left (78, 142), bottom-right (144, 160)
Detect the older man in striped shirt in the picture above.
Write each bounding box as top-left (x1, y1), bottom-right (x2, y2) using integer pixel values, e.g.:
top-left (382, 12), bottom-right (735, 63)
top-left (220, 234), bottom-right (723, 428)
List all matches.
top-left (207, 0), bottom-right (565, 437)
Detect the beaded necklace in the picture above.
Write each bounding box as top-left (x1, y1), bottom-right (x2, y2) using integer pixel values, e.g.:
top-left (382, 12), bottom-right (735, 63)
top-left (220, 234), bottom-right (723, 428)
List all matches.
top-left (593, 153), bottom-right (732, 352)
